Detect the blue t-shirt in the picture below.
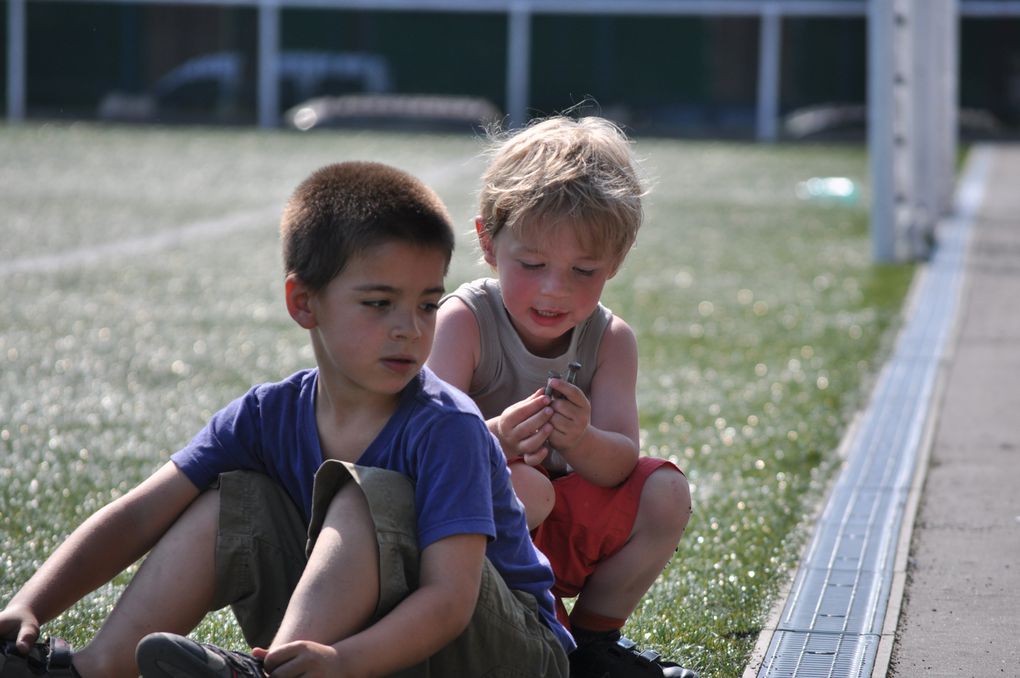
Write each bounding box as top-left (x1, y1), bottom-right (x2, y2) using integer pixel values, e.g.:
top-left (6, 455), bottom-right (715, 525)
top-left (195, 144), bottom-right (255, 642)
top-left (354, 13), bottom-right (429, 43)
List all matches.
top-left (171, 367), bottom-right (573, 652)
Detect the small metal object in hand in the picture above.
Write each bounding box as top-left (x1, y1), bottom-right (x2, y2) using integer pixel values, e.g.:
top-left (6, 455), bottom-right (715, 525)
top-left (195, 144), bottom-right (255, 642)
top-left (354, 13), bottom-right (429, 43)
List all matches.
top-left (544, 370), bottom-right (560, 398)
top-left (545, 362), bottom-right (581, 399)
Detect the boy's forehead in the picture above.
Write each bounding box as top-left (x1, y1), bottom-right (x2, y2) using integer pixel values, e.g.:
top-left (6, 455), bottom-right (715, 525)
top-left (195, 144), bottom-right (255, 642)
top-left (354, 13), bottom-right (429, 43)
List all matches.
top-left (511, 219), bottom-right (608, 259)
top-left (341, 241), bottom-right (447, 283)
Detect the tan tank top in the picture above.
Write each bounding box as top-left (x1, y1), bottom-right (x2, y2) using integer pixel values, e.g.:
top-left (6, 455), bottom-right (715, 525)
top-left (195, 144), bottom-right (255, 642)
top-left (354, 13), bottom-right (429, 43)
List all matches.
top-left (442, 278), bottom-right (613, 472)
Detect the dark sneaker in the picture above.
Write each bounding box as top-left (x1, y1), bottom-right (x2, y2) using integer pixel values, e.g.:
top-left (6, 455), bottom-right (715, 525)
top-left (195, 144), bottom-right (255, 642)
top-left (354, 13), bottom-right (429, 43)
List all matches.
top-left (136, 633), bottom-right (264, 678)
top-left (569, 631), bottom-right (699, 678)
top-left (0, 637), bottom-right (77, 678)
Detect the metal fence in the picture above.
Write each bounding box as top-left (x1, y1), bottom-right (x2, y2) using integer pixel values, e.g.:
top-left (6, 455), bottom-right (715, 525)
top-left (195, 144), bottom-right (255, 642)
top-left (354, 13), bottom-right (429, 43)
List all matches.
top-left (9, 0), bottom-right (873, 135)
top-left (6, 0), bottom-right (1020, 262)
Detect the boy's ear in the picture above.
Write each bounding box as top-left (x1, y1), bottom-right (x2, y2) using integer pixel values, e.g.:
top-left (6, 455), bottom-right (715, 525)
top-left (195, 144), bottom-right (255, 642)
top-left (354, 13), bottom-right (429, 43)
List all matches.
top-left (285, 274), bottom-right (317, 329)
top-left (475, 217), bottom-right (497, 267)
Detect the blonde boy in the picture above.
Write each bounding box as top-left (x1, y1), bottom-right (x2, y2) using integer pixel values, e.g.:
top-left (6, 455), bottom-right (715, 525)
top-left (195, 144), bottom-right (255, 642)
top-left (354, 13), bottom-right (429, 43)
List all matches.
top-left (428, 117), bottom-right (696, 678)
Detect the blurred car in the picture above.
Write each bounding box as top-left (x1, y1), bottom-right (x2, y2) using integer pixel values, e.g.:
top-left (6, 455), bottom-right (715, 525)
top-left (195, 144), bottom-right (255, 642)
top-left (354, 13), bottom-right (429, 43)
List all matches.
top-left (99, 50), bottom-right (392, 123)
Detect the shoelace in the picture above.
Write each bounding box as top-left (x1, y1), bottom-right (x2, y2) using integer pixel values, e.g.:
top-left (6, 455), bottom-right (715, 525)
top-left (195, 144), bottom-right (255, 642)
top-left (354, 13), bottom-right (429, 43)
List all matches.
top-left (201, 643), bottom-right (264, 678)
top-left (617, 637), bottom-right (677, 666)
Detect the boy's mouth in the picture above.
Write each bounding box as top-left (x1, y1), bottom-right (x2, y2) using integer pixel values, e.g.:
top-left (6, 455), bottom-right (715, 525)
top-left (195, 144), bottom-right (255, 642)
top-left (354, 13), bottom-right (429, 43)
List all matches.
top-left (531, 307), bottom-right (567, 326)
top-left (381, 355), bottom-right (418, 373)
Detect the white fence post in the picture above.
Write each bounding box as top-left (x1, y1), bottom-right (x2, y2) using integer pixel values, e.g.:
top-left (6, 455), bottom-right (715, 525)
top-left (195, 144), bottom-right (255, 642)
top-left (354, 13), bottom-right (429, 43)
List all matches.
top-left (756, 4), bottom-right (782, 142)
top-left (911, 0), bottom-right (936, 257)
top-left (257, 0), bottom-right (280, 128)
top-left (870, 0), bottom-right (959, 261)
top-left (7, 0), bottom-right (26, 121)
top-left (938, 0), bottom-right (960, 217)
top-left (506, 2), bottom-right (532, 129)
top-left (869, 0), bottom-right (898, 262)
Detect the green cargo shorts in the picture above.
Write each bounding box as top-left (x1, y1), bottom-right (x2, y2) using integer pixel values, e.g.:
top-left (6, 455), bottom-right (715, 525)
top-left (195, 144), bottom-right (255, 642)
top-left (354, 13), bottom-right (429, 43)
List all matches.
top-left (211, 461), bottom-right (568, 678)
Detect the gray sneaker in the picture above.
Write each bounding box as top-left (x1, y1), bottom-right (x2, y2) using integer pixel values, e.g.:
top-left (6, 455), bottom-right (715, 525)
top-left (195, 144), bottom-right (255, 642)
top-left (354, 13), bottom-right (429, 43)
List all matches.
top-left (136, 633), bottom-right (263, 678)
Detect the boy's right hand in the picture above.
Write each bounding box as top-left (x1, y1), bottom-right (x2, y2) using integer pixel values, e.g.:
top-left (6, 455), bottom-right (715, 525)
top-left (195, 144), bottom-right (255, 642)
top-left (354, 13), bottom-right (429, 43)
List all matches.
top-left (491, 389), bottom-right (554, 466)
top-left (0, 602), bottom-right (40, 653)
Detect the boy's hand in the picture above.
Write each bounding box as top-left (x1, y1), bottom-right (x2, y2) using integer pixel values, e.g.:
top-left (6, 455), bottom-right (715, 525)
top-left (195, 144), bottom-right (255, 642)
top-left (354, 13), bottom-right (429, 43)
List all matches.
top-left (545, 378), bottom-right (591, 452)
top-left (258, 641), bottom-right (355, 678)
top-left (0, 603), bottom-right (40, 653)
top-left (492, 389), bottom-right (554, 466)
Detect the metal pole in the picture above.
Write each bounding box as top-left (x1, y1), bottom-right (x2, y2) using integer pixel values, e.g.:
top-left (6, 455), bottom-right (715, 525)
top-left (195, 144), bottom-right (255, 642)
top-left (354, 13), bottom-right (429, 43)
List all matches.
top-left (911, 0), bottom-right (935, 258)
top-left (756, 4), bottom-right (782, 141)
top-left (892, 0), bottom-right (915, 261)
top-left (940, 0), bottom-right (959, 217)
top-left (7, 0), bottom-right (27, 121)
top-left (868, 0), bottom-right (896, 262)
top-left (906, 0), bottom-right (957, 258)
top-left (257, 0), bottom-right (280, 128)
top-left (506, 3), bottom-right (531, 128)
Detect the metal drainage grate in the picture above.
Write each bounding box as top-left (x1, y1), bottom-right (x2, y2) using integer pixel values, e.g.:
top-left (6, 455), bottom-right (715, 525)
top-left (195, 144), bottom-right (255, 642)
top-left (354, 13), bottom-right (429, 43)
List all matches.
top-left (754, 147), bottom-right (992, 678)
top-left (760, 631), bottom-right (878, 678)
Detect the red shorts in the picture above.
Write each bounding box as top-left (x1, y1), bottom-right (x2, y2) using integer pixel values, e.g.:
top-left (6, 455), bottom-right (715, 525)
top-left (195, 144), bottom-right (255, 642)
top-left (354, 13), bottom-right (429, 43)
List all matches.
top-left (531, 456), bottom-right (682, 623)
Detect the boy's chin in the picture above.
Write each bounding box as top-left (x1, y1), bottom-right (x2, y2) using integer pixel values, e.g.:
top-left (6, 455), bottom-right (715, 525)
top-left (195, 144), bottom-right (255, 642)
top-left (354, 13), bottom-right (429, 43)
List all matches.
top-left (381, 370), bottom-right (420, 392)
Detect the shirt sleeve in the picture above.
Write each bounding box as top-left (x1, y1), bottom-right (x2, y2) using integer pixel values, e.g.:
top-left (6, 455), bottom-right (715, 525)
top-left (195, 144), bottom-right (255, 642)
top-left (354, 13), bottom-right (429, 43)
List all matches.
top-left (412, 412), bottom-right (497, 550)
top-left (170, 389), bottom-right (265, 491)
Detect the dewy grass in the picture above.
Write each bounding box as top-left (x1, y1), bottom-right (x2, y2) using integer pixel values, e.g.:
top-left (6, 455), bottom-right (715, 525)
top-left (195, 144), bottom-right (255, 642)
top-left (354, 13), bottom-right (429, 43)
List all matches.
top-left (0, 125), bottom-right (913, 677)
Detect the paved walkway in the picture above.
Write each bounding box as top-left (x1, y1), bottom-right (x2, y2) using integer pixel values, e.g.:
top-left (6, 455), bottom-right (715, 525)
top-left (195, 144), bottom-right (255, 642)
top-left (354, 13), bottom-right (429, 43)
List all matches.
top-left (887, 143), bottom-right (1020, 676)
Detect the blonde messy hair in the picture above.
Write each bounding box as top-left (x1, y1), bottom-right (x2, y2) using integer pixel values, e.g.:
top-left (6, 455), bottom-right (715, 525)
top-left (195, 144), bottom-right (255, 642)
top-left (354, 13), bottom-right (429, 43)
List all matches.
top-left (478, 115), bottom-right (646, 261)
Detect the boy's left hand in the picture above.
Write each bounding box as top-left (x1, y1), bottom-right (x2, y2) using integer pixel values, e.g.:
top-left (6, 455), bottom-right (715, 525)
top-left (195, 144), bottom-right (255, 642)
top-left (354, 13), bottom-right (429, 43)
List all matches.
top-left (257, 641), bottom-right (354, 678)
top-left (546, 378), bottom-right (591, 452)
top-left (0, 602), bottom-right (40, 654)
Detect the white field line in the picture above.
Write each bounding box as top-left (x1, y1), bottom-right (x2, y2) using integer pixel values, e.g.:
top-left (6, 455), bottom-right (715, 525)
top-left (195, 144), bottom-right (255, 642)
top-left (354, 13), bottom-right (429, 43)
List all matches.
top-left (0, 154), bottom-right (485, 278)
top-left (0, 206), bottom-right (279, 277)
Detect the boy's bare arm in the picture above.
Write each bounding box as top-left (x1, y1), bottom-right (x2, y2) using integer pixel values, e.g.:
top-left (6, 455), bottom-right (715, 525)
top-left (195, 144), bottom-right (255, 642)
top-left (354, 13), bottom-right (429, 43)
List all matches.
top-left (263, 533), bottom-right (487, 677)
top-left (551, 317), bottom-right (641, 486)
top-left (427, 297), bottom-right (481, 393)
top-left (0, 462), bottom-right (200, 651)
top-left (429, 301), bottom-right (551, 464)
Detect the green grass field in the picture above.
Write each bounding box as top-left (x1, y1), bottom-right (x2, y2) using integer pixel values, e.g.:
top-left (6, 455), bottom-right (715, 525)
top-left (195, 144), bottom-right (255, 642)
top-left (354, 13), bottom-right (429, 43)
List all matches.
top-left (0, 122), bottom-right (914, 677)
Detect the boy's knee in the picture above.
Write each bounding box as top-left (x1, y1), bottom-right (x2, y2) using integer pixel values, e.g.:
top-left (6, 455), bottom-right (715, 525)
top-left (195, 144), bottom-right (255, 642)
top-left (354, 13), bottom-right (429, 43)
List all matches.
top-left (322, 480), bottom-right (372, 527)
top-left (639, 467), bottom-right (692, 538)
top-left (511, 463), bottom-right (555, 529)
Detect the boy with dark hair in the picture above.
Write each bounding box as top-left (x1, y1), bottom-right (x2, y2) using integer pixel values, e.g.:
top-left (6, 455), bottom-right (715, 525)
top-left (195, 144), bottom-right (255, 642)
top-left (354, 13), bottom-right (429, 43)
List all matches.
top-left (428, 116), bottom-right (697, 678)
top-left (0, 161), bottom-right (572, 678)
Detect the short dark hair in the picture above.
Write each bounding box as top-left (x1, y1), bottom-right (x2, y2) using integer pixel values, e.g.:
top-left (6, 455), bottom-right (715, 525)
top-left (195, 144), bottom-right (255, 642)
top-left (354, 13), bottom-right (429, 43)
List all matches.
top-left (281, 161), bottom-right (455, 292)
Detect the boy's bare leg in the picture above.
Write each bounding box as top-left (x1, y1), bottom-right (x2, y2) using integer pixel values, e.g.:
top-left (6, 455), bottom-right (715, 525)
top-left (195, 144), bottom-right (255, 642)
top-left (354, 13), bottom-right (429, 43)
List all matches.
top-left (571, 467), bottom-right (691, 620)
top-left (72, 490), bottom-right (221, 678)
top-left (270, 482), bottom-right (379, 648)
top-left (510, 463), bottom-right (555, 531)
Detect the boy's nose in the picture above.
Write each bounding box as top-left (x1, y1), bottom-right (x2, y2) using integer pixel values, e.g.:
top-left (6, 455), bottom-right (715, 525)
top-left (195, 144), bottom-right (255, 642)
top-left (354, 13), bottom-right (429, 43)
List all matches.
top-left (391, 309), bottom-right (423, 340)
top-left (540, 268), bottom-right (571, 297)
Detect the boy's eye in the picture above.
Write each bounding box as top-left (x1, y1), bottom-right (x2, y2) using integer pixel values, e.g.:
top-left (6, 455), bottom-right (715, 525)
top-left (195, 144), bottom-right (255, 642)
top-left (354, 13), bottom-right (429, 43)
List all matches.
top-left (420, 301), bottom-right (440, 313)
top-left (362, 299), bottom-right (390, 309)
top-left (573, 267), bottom-right (596, 277)
top-left (519, 260), bottom-right (544, 270)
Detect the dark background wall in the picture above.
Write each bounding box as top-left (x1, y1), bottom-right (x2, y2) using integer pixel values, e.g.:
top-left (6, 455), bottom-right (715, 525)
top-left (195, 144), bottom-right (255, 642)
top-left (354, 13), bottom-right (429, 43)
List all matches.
top-left (2, 3), bottom-right (1018, 137)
